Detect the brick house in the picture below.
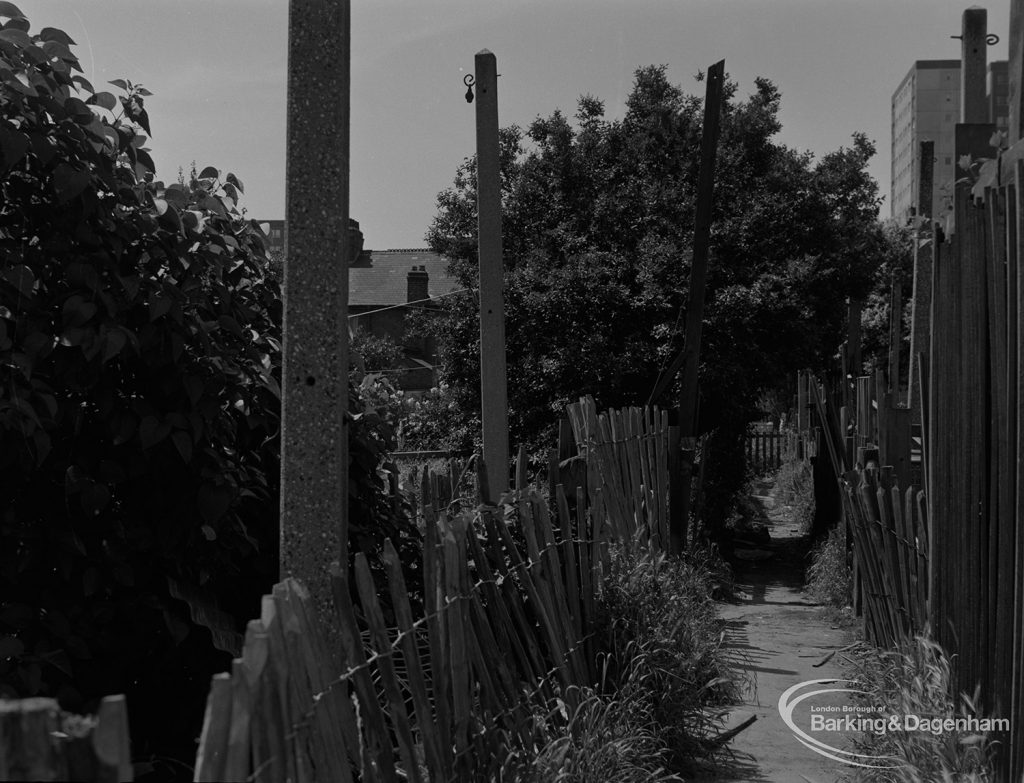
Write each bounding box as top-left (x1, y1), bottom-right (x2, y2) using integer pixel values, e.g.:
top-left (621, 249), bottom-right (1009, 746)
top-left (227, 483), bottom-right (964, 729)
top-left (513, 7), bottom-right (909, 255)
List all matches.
top-left (258, 219), bottom-right (457, 391)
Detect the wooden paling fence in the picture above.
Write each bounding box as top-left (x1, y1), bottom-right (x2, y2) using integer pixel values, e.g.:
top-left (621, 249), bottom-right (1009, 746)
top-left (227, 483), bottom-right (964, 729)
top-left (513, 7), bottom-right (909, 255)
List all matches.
top-left (924, 128), bottom-right (1024, 776)
top-left (564, 397), bottom-right (672, 551)
top-left (194, 398), bottom-right (673, 782)
top-left (743, 429), bottom-right (786, 474)
top-left (796, 366), bottom-right (927, 638)
top-left (0, 695), bottom-right (132, 782)
top-left (194, 493), bottom-right (606, 782)
top-left (840, 465), bottom-right (929, 648)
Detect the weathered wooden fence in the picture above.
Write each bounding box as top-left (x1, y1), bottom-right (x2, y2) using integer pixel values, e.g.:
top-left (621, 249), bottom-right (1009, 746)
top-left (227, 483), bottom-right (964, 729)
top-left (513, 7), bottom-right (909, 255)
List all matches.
top-left (564, 397), bottom-right (672, 551)
top-left (743, 428), bottom-right (785, 474)
top-left (840, 465), bottom-right (929, 648)
top-left (796, 52), bottom-right (1024, 770)
top-left (924, 132), bottom-right (1024, 776)
top-left (194, 397), bottom-right (673, 781)
top-left (0, 695), bottom-right (132, 781)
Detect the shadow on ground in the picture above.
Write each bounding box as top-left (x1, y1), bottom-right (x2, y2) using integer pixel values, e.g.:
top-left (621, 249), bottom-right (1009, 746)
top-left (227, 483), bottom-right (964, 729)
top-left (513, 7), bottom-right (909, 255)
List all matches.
top-left (694, 479), bottom-right (855, 783)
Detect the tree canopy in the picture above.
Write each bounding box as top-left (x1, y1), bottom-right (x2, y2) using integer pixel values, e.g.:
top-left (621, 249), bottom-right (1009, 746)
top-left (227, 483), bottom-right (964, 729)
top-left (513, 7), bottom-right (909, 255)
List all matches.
top-left (422, 65), bottom-right (903, 522)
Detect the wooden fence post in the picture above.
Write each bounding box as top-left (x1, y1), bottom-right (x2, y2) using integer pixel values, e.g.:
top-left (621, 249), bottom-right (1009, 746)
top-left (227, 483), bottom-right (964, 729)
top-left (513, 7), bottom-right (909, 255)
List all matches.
top-left (475, 49), bottom-right (510, 503)
top-left (888, 275), bottom-right (903, 396)
top-left (909, 140), bottom-right (934, 412)
top-left (848, 298), bottom-right (862, 380)
top-left (670, 59), bottom-right (724, 555)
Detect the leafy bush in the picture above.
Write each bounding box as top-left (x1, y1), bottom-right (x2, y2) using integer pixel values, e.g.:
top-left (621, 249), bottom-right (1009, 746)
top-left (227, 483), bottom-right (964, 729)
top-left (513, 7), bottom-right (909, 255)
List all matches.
top-left (0, 6), bottom-right (281, 764)
top-left (351, 325), bottom-right (404, 373)
top-left (398, 381), bottom-right (479, 453)
top-left (0, 9), bottom-right (420, 776)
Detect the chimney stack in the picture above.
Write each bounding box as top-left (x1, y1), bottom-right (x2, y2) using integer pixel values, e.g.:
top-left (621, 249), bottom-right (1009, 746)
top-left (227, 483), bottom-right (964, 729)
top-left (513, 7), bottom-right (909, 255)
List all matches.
top-left (407, 265), bottom-right (429, 303)
top-left (347, 218), bottom-right (364, 264)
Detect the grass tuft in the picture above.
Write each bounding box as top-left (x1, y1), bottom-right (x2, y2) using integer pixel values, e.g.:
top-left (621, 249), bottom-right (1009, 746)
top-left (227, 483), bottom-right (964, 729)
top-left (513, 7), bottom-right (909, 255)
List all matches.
top-left (845, 636), bottom-right (998, 782)
top-left (771, 452), bottom-right (815, 533)
top-left (494, 542), bottom-right (743, 781)
top-left (500, 688), bottom-right (685, 783)
top-left (596, 543), bottom-right (742, 773)
top-left (805, 523), bottom-right (852, 608)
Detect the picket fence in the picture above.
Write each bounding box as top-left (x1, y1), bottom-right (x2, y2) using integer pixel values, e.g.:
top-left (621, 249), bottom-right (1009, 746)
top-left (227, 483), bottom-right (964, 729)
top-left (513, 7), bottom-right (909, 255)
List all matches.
top-left (743, 429), bottom-right (786, 474)
top-left (193, 397), bottom-right (674, 781)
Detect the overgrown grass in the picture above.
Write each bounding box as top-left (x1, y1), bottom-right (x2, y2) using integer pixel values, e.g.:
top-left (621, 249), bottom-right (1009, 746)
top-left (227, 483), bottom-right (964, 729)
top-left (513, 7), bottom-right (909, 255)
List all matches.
top-left (494, 542), bottom-right (742, 781)
top-left (596, 543), bottom-right (742, 773)
top-left (771, 451), bottom-right (815, 533)
top-left (806, 523), bottom-right (852, 608)
top-left (845, 636), bottom-right (998, 782)
top-left (499, 688), bottom-right (685, 783)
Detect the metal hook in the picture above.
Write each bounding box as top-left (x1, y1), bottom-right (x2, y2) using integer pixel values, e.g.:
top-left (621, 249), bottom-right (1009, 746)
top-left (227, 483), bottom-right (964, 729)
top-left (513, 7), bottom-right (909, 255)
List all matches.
top-left (463, 74), bottom-right (475, 104)
top-left (950, 33), bottom-right (1000, 44)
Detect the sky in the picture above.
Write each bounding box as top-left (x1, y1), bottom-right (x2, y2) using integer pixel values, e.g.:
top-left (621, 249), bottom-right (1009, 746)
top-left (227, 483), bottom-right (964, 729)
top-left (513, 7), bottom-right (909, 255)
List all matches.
top-left (14, 0), bottom-right (1014, 250)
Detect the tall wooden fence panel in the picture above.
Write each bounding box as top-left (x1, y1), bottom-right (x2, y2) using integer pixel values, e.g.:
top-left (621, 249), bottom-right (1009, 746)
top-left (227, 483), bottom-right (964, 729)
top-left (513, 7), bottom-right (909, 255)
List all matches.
top-left (805, 120), bottom-right (1024, 776)
top-left (916, 126), bottom-right (1024, 776)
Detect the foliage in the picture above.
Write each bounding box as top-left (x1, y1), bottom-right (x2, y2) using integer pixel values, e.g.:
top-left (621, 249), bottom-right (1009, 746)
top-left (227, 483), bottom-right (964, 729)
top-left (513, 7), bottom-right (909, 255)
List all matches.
top-left (397, 381), bottom-right (479, 453)
top-left (424, 65), bottom-right (900, 525)
top-left (0, 5), bottom-right (279, 762)
top-left (0, 8), bottom-right (419, 776)
top-left (595, 543), bottom-right (740, 773)
top-left (491, 541), bottom-right (740, 782)
top-left (805, 523), bottom-right (851, 608)
top-left (497, 687), bottom-right (686, 783)
top-left (771, 449), bottom-right (815, 532)
top-left (347, 374), bottom-right (422, 595)
top-left (351, 325), bottom-right (404, 373)
top-left (847, 637), bottom-right (998, 782)
top-left (858, 220), bottom-right (914, 381)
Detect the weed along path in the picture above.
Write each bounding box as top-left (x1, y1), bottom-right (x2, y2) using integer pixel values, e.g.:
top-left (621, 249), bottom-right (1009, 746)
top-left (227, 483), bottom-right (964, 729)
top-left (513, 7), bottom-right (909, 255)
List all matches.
top-left (707, 480), bottom-right (856, 782)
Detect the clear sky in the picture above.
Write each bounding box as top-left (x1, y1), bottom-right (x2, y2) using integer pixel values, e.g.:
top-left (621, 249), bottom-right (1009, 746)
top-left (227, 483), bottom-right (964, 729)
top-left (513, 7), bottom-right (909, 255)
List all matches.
top-left (15, 0), bottom-right (1013, 249)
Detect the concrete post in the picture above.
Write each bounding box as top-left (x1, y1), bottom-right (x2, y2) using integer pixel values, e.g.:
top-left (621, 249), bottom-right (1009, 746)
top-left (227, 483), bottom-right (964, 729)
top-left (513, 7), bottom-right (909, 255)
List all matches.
top-left (474, 49), bottom-right (510, 502)
top-left (281, 0), bottom-right (350, 632)
top-left (961, 7), bottom-right (989, 124)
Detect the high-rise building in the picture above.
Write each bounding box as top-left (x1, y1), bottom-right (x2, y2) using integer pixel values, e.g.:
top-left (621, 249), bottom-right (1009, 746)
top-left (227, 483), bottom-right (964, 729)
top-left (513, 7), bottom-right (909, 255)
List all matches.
top-left (890, 60), bottom-right (961, 224)
top-left (890, 59), bottom-right (1008, 224)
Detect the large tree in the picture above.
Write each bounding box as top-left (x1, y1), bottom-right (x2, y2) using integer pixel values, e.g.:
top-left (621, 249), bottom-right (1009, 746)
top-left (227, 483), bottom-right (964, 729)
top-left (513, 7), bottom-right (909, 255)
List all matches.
top-left (422, 65), bottom-right (897, 524)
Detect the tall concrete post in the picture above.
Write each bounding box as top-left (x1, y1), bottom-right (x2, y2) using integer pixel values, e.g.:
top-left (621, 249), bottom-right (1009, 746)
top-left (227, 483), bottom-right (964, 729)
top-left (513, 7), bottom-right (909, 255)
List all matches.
top-left (474, 49), bottom-right (510, 502)
top-left (961, 7), bottom-right (989, 123)
top-left (281, 0), bottom-right (350, 630)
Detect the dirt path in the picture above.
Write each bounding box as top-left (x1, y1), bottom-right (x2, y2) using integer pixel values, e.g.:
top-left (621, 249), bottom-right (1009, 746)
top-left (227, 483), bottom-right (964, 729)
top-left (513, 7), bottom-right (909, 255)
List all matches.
top-left (703, 486), bottom-right (856, 782)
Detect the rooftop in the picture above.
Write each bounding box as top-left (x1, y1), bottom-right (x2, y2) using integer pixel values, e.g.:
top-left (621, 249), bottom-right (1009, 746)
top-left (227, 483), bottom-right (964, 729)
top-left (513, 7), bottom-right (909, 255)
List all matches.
top-left (349, 248), bottom-right (459, 307)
